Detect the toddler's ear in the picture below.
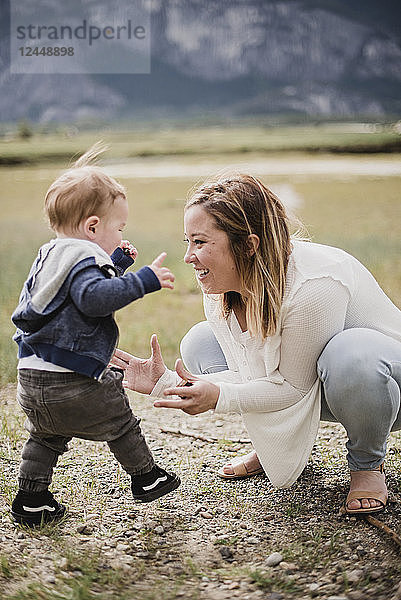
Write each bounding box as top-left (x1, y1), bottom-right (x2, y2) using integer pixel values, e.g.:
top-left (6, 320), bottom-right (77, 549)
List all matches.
top-left (83, 215), bottom-right (100, 239)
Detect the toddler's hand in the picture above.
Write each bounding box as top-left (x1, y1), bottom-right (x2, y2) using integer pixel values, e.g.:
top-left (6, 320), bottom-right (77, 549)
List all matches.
top-left (149, 253), bottom-right (175, 290)
top-left (120, 240), bottom-right (138, 261)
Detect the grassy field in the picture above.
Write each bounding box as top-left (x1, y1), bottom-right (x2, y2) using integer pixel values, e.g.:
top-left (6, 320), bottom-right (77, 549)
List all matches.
top-left (1, 123), bottom-right (401, 165)
top-left (0, 136), bottom-right (400, 599)
top-left (0, 151), bottom-right (400, 385)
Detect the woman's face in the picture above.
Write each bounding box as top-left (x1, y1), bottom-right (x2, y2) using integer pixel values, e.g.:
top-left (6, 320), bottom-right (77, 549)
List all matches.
top-left (184, 205), bottom-right (242, 294)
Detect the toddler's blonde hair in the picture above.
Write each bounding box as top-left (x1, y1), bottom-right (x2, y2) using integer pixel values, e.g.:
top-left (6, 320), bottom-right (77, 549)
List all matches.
top-left (45, 142), bottom-right (126, 232)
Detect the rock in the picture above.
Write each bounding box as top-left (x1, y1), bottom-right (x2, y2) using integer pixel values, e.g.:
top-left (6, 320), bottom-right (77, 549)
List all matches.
top-left (76, 524), bottom-right (92, 534)
top-left (116, 544), bottom-right (129, 552)
top-left (219, 546), bottom-right (234, 561)
top-left (279, 561), bottom-right (298, 571)
top-left (154, 526), bottom-right (164, 535)
top-left (370, 570), bottom-right (381, 580)
top-left (265, 552), bottom-right (283, 567)
top-left (58, 557), bottom-right (68, 569)
top-left (44, 574), bottom-right (56, 584)
top-left (348, 591), bottom-right (365, 600)
top-left (346, 569), bottom-right (363, 583)
top-left (227, 582), bottom-right (240, 589)
top-left (200, 511), bottom-right (213, 519)
top-left (309, 582), bottom-right (320, 594)
top-left (327, 597), bottom-right (349, 600)
top-left (247, 537), bottom-right (259, 544)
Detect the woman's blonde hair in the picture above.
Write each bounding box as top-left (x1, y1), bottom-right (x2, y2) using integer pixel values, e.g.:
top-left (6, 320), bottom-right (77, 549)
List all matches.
top-left (186, 173), bottom-right (295, 339)
top-left (45, 142), bottom-right (126, 232)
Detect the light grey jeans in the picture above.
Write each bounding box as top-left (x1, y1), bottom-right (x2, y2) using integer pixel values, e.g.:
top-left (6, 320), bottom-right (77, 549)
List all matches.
top-left (180, 323), bottom-right (401, 471)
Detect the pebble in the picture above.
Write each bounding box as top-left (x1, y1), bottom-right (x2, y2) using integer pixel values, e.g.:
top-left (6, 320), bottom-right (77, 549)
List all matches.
top-left (200, 511), bottom-right (213, 519)
top-left (346, 569), bottom-right (363, 583)
top-left (327, 597), bottom-right (349, 600)
top-left (279, 561), bottom-right (297, 571)
top-left (247, 537), bottom-right (259, 544)
top-left (154, 526), bottom-right (164, 535)
top-left (58, 557), bottom-right (68, 569)
top-left (348, 591), bottom-right (365, 600)
top-left (265, 552), bottom-right (283, 567)
top-left (116, 544), bottom-right (129, 552)
top-left (309, 582), bottom-right (320, 593)
top-left (76, 524), bottom-right (92, 534)
top-left (219, 546), bottom-right (234, 561)
top-left (44, 575), bottom-right (56, 584)
top-left (227, 582), bottom-right (240, 589)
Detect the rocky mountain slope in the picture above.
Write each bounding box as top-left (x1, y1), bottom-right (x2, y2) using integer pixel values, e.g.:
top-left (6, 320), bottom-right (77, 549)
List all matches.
top-left (0, 0), bottom-right (400, 122)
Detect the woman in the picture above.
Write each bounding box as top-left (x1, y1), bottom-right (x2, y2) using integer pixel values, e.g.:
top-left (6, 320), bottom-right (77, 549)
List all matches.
top-left (112, 174), bottom-right (401, 514)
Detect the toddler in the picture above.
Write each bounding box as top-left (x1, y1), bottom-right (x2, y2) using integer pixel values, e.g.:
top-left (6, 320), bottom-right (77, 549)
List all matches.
top-left (11, 144), bottom-right (180, 525)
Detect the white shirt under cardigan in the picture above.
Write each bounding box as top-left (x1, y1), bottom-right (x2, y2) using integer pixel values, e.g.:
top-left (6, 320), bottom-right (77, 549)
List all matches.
top-left (151, 241), bottom-right (401, 488)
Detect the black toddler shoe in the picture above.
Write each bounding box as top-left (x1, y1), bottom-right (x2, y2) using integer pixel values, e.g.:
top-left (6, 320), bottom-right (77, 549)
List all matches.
top-left (131, 465), bottom-right (180, 503)
top-left (11, 489), bottom-right (66, 526)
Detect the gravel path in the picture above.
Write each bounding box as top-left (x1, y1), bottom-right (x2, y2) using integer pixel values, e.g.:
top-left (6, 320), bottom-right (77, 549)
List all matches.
top-left (0, 383), bottom-right (400, 599)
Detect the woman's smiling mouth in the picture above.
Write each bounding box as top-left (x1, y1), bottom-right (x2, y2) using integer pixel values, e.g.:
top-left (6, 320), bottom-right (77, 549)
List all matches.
top-left (195, 268), bottom-right (210, 280)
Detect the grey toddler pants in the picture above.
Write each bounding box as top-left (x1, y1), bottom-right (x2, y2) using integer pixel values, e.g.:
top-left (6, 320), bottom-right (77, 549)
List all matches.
top-left (17, 368), bottom-right (154, 493)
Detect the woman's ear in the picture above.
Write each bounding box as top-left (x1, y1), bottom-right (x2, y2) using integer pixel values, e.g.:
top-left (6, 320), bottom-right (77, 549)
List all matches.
top-left (247, 234), bottom-right (260, 257)
top-left (83, 215), bottom-right (100, 240)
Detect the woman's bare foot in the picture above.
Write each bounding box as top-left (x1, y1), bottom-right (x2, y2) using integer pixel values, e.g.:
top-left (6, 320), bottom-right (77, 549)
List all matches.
top-left (346, 466), bottom-right (387, 513)
top-left (223, 450), bottom-right (262, 475)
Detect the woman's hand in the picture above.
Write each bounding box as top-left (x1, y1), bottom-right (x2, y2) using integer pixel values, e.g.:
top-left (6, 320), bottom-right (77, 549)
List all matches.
top-left (154, 359), bottom-right (220, 415)
top-left (110, 334), bottom-right (166, 394)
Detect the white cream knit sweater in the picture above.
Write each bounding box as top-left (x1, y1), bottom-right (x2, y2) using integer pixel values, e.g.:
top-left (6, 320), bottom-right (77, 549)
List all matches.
top-left (151, 241), bottom-right (401, 487)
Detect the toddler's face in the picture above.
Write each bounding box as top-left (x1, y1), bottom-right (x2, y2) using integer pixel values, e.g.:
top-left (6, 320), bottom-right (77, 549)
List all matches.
top-left (94, 195), bottom-right (129, 255)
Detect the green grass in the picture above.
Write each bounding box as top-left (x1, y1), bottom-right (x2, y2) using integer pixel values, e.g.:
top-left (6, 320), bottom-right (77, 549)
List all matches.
top-left (248, 569), bottom-right (301, 595)
top-left (1, 123), bottom-right (400, 165)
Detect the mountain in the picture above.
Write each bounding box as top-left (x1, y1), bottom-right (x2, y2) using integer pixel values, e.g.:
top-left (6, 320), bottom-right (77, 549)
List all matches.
top-left (0, 0), bottom-right (400, 122)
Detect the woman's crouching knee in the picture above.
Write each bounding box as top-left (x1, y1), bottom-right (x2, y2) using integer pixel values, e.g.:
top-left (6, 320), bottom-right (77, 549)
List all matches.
top-left (318, 328), bottom-right (397, 413)
top-left (180, 321), bottom-right (227, 375)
